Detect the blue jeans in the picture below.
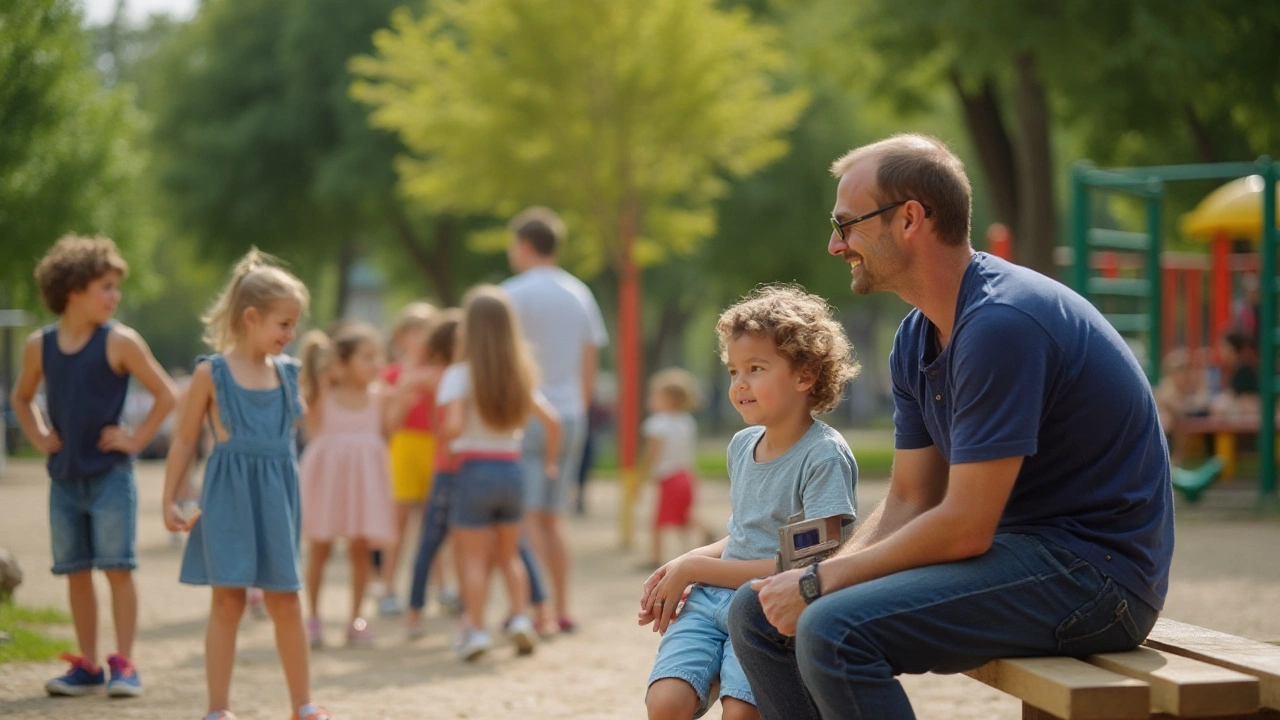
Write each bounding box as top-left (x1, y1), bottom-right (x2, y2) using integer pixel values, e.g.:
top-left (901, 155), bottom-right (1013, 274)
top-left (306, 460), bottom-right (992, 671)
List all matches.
top-left (49, 463), bottom-right (138, 574)
top-left (728, 533), bottom-right (1160, 720)
top-left (408, 470), bottom-right (546, 610)
top-left (521, 415), bottom-right (586, 513)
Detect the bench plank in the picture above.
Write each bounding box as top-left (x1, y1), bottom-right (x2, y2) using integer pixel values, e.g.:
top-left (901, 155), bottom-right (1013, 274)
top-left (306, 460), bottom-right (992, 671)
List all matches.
top-left (1145, 619), bottom-right (1280, 709)
top-left (1089, 647), bottom-right (1259, 717)
top-left (967, 657), bottom-right (1149, 720)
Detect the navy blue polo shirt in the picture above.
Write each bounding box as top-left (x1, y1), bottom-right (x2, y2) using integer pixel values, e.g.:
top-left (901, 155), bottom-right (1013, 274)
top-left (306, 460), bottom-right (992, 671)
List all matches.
top-left (890, 253), bottom-right (1174, 610)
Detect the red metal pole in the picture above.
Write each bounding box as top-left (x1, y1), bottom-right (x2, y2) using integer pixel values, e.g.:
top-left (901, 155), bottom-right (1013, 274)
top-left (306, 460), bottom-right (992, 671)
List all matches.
top-left (1187, 269), bottom-right (1202, 354)
top-left (617, 207), bottom-right (642, 548)
top-left (1211, 234), bottom-right (1231, 354)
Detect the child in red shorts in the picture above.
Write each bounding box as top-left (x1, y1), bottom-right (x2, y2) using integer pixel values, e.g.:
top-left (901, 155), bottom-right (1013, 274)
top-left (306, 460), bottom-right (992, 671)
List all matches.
top-left (641, 368), bottom-right (701, 568)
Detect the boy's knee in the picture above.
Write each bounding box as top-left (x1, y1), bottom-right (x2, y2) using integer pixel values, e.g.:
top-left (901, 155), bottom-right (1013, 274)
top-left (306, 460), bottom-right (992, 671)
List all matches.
top-left (103, 569), bottom-right (133, 585)
top-left (646, 678), bottom-right (700, 720)
top-left (720, 697), bottom-right (760, 720)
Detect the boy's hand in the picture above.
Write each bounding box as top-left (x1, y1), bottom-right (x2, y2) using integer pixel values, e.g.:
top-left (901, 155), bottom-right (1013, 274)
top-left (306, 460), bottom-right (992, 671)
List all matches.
top-left (37, 430), bottom-right (63, 456)
top-left (98, 425), bottom-right (140, 455)
top-left (639, 556), bottom-right (696, 634)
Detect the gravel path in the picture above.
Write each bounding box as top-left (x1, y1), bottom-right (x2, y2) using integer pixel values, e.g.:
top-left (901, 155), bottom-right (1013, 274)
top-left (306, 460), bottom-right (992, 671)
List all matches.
top-left (1, 459), bottom-right (1277, 719)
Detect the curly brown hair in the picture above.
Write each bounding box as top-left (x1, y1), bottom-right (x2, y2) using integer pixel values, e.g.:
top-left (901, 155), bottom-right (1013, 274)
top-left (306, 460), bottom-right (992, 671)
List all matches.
top-left (716, 285), bottom-right (859, 415)
top-left (34, 235), bottom-right (130, 315)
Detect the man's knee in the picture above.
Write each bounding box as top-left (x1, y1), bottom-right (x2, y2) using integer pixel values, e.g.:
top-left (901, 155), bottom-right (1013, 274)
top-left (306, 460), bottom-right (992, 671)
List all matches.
top-left (726, 582), bottom-right (766, 645)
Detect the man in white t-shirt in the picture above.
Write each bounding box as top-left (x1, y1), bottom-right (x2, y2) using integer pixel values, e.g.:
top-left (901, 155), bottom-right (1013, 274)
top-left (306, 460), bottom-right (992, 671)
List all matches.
top-left (501, 206), bottom-right (609, 632)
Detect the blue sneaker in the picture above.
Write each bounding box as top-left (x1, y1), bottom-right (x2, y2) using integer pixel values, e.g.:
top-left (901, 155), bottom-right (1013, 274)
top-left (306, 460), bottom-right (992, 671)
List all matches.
top-left (45, 653), bottom-right (105, 696)
top-left (106, 653), bottom-right (143, 697)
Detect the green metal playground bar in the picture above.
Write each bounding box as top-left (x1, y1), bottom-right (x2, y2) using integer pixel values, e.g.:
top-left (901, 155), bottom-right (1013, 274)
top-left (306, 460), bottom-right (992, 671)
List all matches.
top-left (1070, 158), bottom-right (1278, 501)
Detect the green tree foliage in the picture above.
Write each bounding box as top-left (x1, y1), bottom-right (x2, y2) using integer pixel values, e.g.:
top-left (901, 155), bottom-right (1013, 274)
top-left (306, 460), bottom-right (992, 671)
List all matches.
top-left (351, 0), bottom-right (808, 277)
top-left (145, 0), bottom-right (495, 313)
top-left (0, 0), bottom-right (147, 308)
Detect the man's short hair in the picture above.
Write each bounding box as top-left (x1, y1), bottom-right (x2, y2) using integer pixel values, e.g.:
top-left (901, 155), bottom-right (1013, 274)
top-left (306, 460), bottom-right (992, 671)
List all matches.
top-left (509, 206), bottom-right (566, 257)
top-left (830, 134), bottom-right (972, 246)
top-left (34, 235), bottom-right (130, 315)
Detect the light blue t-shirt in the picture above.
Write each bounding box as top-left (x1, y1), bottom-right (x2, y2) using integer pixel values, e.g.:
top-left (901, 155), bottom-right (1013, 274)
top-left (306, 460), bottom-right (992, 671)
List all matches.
top-left (722, 421), bottom-right (858, 562)
top-left (501, 266), bottom-right (609, 418)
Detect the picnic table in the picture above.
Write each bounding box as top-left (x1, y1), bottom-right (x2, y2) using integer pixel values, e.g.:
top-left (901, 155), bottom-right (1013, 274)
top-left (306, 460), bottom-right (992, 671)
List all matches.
top-left (967, 618), bottom-right (1280, 719)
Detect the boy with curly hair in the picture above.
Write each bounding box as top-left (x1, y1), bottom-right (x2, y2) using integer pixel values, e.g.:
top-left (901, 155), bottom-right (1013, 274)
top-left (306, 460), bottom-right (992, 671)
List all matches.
top-left (639, 285), bottom-right (860, 720)
top-left (11, 235), bottom-right (176, 698)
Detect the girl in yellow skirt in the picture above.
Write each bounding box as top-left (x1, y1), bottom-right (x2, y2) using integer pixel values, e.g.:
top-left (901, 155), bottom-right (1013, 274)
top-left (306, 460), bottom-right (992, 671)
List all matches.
top-left (378, 302), bottom-right (438, 615)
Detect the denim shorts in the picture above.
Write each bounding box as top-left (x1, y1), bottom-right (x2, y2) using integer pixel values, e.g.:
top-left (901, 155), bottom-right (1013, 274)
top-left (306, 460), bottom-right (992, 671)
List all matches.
top-left (648, 585), bottom-right (756, 716)
top-left (450, 459), bottom-right (524, 528)
top-left (49, 463), bottom-right (137, 575)
top-left (520, 415), bottom-right (585, 513)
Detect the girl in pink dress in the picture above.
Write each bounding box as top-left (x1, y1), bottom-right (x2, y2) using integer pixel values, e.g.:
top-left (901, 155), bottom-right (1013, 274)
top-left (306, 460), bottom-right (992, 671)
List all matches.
top-left (298, 322), bottom-right (396, 648)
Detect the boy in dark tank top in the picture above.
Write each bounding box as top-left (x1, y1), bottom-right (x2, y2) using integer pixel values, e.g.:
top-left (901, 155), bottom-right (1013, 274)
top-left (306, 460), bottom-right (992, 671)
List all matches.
top-left (10, 235), bottom-right (176, 699)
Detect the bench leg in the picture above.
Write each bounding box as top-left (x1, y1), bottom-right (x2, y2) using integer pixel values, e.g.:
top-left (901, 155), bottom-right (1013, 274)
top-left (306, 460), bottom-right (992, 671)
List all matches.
top-left (1022, 704), bottom-right (1066, 720)
top-left (1151, 712), bottom-right (1280, 719)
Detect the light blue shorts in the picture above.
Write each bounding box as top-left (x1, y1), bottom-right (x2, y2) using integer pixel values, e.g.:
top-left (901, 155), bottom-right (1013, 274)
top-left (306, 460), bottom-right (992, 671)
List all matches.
top-left (648, 585), bottom-right (755, 716)
top-left (49, 463), bottom-right (137, 575)
top-left (520, 415), bottom-right (585, 513)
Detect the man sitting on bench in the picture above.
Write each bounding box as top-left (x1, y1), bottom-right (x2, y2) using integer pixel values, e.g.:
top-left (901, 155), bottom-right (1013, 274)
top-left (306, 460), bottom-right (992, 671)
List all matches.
top-left (728, 134), bottom-right (1175, 720)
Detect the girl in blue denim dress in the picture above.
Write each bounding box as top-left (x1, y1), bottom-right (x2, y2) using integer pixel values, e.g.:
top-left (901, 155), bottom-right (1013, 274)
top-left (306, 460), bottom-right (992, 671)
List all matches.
top-left (161, 249), bottom-right (334, 720)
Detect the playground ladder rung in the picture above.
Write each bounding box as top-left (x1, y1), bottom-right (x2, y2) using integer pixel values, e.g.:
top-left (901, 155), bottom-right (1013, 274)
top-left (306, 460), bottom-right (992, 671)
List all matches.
top-left (1088, 278), bottom-right (1150, 298)
top-left (1103, 313), bottom-right (1149, 332)
top-left (1088, 229), bottom-right (1150, 251)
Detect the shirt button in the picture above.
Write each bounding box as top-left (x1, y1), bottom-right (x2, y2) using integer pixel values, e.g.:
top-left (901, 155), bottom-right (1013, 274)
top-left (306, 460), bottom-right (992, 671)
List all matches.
top-left (934, 394), bottom-right (942, 401)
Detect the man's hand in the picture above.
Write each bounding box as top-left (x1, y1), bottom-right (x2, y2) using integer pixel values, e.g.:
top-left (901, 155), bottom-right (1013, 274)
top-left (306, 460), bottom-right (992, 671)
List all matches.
top-left (98, 425), bottom-right (140, 455)
top-left (38, 430), bottom-right (63, 456)
top-left (750, 568), bottom-right (808, 636)
top-left (638, 556), bottom-right (695, 634)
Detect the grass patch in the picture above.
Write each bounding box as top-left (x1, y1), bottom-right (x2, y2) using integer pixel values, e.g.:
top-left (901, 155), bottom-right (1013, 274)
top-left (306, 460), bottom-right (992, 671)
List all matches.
top-left (0, 602), bottom-right (73, 663)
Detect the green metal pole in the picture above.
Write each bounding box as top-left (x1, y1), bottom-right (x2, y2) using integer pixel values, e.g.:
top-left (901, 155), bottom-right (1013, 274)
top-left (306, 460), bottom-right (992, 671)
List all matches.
top-left (1259, 157), bottom-right (1277, 498)
top-left (1071, 164), bottom-right (1091, 297)
top-left (1146, 182), bottom-right (1163, 384)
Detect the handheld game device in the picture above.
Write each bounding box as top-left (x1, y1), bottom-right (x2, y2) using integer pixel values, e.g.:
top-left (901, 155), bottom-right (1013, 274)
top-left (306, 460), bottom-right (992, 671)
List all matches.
top-left (775, 512), bottom-right (855, 572)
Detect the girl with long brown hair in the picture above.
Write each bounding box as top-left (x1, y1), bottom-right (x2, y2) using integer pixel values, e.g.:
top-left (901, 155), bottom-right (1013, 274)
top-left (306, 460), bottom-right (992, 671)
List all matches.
top-left (436, 285), bottom-right (560, 661)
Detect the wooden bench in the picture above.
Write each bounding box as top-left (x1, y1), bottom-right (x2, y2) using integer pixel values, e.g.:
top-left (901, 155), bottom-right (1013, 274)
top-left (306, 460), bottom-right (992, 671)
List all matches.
top-left (965, 619), bottom-right (1280, 719)
top-left (1176, 415), bottom-right (1278, 480)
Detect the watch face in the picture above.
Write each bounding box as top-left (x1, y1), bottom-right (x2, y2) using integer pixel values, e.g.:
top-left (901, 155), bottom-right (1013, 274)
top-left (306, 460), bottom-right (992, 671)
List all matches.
top-left (800, 572), bottom-right (820, 603)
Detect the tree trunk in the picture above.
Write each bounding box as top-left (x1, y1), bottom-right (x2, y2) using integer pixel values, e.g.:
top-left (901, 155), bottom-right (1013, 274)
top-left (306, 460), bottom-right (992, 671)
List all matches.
top-left (334, 236), bottom-right (355, 318)
top-left (391, 210), bottom-right (457, 305)
top-left (1011, 51), bottom-right (1059, 277)
top-left (1182, 103), bottom-right (1219, 164)
top-left (951, 71), bottom-right (1021, 236)
top-left (643, 292), bottom-right (691, 377)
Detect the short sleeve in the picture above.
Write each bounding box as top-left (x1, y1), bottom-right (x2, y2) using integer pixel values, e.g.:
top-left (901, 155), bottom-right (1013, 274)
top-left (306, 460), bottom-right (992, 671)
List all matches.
top-left (642, 414), bottom-right (665, 438)
top-left (436, 364), bottom-right (469, 405)
top-left (800, 456), bottom-right (857, 521)
top-left (948, 306), bottom-right (1057, 464)
top-left (890, 338), bottom-right (933, 450)
top-left (577, 284), bottom-right (609, 347)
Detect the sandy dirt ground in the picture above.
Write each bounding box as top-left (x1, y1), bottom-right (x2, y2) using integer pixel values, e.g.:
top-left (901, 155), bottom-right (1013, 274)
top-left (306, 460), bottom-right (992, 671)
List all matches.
top-left (1, 457), bottom-right (1278, 719)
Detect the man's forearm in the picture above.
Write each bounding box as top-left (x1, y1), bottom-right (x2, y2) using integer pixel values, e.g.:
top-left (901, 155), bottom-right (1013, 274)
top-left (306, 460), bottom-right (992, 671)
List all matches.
top-left (841, 488), bottom-right (933, 556)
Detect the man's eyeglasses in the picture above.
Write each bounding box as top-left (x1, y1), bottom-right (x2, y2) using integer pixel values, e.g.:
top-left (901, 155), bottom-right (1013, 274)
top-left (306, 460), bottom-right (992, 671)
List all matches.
top-left (830, 201), bottom-right (932, 240)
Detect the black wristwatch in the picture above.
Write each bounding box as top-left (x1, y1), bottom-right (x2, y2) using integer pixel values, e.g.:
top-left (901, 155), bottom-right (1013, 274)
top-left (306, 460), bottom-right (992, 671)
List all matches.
top-left (799, 562), bottom-right (823, 604)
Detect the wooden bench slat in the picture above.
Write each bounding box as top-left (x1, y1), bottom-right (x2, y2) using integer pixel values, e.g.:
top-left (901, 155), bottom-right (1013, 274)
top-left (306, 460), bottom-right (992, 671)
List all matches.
top-left (1088, 647), bottom-right (1260, 717)
top-left (1145, 619), bottom-right (1280, 709)
top-left (967, 656), bottom-right (1150, 720)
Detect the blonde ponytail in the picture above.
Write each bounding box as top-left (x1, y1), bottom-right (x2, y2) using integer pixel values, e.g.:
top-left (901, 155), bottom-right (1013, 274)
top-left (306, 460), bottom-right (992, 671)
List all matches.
top-left (298, 330), bottom-right (333, 406)
top-left (201, 248), bottom-right (310, 352)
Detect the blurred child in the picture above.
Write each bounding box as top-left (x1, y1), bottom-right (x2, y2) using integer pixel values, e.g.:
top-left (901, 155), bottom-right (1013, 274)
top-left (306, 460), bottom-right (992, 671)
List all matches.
top-left (1153, 348), bottom-right (1209, 461)
top-left (162, 249), bottom-right (333, 720)
top-left (377, 302), bottom-right (437, 616)
top-left (298, 323), bottom-right (397, 648)
top-left (437, 285), bottom-right (561, 661)
top-left (639, 286), bottom-right (860, 720)
top-left (403, 309), bottom-right (461, 637)
top-left (11, 235), bottom-right (176, 698)
top-left (641, 368), bottom-right (701, 568)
